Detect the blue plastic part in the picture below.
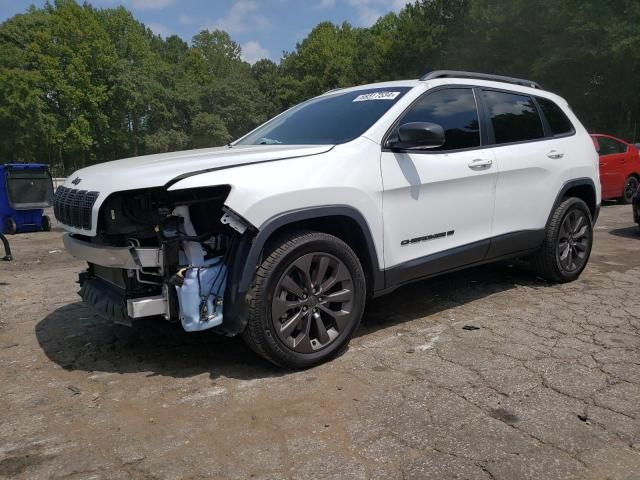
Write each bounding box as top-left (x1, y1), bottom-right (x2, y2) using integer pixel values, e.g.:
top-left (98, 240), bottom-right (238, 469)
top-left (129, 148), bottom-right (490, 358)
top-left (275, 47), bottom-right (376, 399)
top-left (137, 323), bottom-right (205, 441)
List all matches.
top-left (0, 163), bottom-right (53, 234)
top-left (175, 257), bottom-right (227, 332)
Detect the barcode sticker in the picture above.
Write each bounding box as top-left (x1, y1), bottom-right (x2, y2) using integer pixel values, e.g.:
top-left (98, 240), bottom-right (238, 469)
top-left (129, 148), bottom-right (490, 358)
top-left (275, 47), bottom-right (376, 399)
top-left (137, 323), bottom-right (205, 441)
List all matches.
top-left (353, 91), bottom-right (401, 102)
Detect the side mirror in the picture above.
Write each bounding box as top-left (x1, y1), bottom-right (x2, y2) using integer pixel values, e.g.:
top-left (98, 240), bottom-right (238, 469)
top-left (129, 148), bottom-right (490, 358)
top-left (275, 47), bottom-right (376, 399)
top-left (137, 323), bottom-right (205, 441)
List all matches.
top-left (389, 122), bottom-right (445, 150)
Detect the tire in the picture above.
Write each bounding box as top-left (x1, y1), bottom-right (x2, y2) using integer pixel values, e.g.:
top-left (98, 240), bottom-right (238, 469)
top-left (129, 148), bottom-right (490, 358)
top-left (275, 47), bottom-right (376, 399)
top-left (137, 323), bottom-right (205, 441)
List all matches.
top-left (532, 197), bottom-right (593, 283)
top-left (3, 217), bottom-right (16, 235)
top-left (41, 215), bottom-right (51, 232)
top-left (242, 230), bottom-right (366, 369)
top-left (620, 176), bottom-right (639, 204)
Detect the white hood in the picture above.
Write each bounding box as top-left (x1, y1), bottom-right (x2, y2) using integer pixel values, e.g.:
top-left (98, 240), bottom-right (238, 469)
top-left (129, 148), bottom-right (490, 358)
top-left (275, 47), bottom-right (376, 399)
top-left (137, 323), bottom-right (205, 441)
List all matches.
top-left (58, 144), bottom-right (333, 235)
top-left (63, 144), bottom-right (333, 193)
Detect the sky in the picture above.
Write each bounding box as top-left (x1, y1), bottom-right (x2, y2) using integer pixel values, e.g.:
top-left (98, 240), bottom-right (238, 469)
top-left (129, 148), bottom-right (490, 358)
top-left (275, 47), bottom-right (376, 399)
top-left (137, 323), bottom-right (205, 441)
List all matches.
top-left (0, 0), bottom-right (412, 63)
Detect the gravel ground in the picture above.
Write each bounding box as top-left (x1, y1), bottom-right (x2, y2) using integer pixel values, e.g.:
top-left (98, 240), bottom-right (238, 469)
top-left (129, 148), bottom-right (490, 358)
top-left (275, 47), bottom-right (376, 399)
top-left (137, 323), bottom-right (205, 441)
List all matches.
top-left (1, 205), bottom-right (640, 480)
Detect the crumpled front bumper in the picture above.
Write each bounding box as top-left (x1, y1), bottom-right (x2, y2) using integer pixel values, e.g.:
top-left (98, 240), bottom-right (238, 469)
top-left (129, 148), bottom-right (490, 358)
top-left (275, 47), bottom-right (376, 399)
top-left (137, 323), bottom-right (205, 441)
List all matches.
top-left (77, 270), bottom-right (170, 327)
top-left (65, 234), bottom-right (170, 325)
top-left (63, 233), bottom-right (162, 270)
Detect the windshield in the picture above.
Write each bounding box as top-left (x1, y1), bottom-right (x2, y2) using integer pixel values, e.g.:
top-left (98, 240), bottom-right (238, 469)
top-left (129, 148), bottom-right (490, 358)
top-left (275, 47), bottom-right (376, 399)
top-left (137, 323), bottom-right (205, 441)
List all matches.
top-left (236, 87), bottom-right (412, 146)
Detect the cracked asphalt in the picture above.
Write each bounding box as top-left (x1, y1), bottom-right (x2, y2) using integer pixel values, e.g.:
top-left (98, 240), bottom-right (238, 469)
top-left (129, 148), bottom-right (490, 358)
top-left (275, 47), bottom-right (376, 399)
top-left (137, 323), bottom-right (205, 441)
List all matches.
top-left (1, 204), bottom-right (640, 479)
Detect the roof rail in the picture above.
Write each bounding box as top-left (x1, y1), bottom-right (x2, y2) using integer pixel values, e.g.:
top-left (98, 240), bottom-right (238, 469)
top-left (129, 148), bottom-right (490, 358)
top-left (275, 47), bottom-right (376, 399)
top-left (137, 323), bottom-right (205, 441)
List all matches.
top-left (420, 70), bottom-right (542, 90)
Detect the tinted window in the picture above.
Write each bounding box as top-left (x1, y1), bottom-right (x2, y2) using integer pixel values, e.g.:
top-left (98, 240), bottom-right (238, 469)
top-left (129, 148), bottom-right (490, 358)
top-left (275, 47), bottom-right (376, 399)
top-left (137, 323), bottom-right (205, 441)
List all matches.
top-left (483, 90), bottom-right (544, 144)
top-left (537, 97), bottom-right (574, 136)
top-left (397, 88), bottom-right (480, 151)
top-left (6, 169), bottom-right (54, 209)
top-left (597, 137), bottom-right (627, 155)
top-left (236, 87), bottom-right (411, 145)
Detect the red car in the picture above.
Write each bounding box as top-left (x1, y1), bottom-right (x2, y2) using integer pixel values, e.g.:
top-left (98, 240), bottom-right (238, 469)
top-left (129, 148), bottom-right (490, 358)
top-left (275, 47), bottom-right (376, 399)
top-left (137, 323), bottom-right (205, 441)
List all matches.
top-left (591, 134), bottom-right (640, 203)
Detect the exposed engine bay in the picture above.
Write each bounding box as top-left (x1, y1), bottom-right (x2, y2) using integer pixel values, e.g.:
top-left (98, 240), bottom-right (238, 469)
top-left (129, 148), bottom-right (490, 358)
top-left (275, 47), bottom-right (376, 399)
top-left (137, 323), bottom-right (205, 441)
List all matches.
top-left (65, 185), bottom-right (250, 333)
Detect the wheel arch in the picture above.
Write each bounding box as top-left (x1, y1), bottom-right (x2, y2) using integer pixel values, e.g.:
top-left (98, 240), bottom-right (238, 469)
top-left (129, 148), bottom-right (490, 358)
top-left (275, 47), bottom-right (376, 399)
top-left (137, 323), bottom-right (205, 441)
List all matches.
top-left (551, 178), bottom-right (598, 224)
top-left (220, 206), bottom-right (383, 336)
top-left (239, 206), bottom-right (383, 295)
top-left (217, 205), bottom-right (384, 336)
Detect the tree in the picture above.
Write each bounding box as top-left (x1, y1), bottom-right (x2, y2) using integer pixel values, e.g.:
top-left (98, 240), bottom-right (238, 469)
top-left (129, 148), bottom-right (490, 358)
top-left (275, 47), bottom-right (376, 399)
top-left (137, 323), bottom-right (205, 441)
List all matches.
top-left (281, 22), bottom-right (360, 99)
top-left (144, 129), bottom-right (189, 154)
top-left (191, 112), bottom-right (231, 148)
top-left (1, 0), bottom-right (639, 171)
top-left (190, 29), bottom-right (242, 78)
top-left (98, 6), bottom-right (171, 159)
top-left (21, 0), bottom-right (118, 173)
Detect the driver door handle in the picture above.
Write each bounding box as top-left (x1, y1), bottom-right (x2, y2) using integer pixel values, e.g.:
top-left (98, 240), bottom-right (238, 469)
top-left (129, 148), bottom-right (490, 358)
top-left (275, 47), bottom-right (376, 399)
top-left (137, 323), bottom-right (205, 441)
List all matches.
top-left (468, 158), bottom-right (493, 170)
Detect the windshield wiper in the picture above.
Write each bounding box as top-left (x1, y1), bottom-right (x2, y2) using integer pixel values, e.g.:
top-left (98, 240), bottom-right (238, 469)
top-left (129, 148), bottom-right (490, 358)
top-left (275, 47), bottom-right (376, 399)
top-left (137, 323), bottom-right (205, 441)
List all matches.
top-left (257, 137), bottom-right (283, 145)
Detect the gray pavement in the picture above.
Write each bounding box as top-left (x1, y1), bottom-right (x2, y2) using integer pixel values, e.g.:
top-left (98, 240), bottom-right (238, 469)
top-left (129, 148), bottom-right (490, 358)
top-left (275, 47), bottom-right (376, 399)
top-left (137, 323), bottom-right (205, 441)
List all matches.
top-left (1, 204), bottom-right (639, 479)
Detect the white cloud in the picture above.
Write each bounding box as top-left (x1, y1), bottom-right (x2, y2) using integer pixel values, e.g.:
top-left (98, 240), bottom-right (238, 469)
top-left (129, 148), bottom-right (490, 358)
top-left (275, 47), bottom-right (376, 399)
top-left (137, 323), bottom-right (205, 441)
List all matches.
top-left (147, 22), bottom-right (171, 37)
top-left (241, 40), bottom-right (270, 64)
top-left (89, 0), bottom-right (176, 10)
top-left (210, 1), bottom-right (271, 34)
top-left (316, 0), bottom-right (336, 8)
top-left (179, 14), bottom-right (198, 25)
top-left (130, 0), bottom-right (175, 10)
top-left (347, 0), bottom-right (412, 26)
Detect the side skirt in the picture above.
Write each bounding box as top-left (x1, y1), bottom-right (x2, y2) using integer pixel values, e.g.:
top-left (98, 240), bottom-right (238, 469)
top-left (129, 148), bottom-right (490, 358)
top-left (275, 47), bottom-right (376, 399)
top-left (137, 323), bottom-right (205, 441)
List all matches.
top-left (381, 229), bottom-right (544, 293)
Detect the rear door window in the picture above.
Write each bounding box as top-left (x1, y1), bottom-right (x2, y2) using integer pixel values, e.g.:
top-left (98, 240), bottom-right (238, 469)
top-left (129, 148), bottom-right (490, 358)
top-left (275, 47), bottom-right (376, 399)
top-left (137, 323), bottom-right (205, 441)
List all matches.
top-left (536, 97), bottom-right (574, 136)
top-left (483, 90), bottom-right (544, 144)
top-left (597, 137), bottom-right (628, 155)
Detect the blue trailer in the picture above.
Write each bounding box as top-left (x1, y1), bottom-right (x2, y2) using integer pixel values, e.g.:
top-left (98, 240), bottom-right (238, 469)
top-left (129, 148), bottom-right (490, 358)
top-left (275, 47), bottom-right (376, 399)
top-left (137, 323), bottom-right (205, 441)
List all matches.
top-left (0, 163), bottom-right (54, 234)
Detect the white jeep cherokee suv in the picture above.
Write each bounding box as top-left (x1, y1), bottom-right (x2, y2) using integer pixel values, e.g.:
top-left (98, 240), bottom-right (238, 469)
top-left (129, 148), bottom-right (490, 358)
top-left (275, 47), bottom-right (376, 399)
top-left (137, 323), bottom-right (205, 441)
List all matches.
top-left (56, 71), bottom-right (600, 368)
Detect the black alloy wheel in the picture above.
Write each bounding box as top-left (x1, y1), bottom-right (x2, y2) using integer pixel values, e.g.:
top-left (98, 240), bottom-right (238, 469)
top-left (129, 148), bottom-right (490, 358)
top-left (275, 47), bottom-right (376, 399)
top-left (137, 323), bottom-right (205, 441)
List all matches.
top-left (556, 208), bottom-right (591, 273)
top-left (271, 252), bottom-right (355, 353)
top-left (531, 196), bottom-right (593, 283)
top-left (242, 230), bottom-right (366, 368)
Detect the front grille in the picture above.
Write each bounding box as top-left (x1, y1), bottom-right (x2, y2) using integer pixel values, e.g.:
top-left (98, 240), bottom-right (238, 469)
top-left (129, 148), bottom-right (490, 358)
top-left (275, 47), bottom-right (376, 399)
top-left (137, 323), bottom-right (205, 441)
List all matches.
top-left (54, 186), bottom-right (99, 230)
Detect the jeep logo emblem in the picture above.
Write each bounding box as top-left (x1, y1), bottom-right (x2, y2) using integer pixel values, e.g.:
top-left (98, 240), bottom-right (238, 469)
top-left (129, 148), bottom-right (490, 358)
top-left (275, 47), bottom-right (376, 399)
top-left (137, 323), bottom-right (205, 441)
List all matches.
top-left (71, 177), bottom-right (82, 186)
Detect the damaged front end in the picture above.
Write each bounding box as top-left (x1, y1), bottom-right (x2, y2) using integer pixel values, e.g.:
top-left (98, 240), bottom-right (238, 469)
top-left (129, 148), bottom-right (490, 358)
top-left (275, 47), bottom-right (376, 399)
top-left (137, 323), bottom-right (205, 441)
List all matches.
top-left (59, 185), bottom-right (252, 334)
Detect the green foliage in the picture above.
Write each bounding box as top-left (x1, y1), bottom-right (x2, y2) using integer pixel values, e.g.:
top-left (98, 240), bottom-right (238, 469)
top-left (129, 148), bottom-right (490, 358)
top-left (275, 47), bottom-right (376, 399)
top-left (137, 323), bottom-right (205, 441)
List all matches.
top-left (191, 112), bottom-right (231, 148)
top-left (145, 128), bottom-right (189, 154)
top-left (1, 0), bottom-right (639, 174)
top-left (190, 30), bottom-right (242, 78)
top-left (281, 22), bottom-right (360, 99)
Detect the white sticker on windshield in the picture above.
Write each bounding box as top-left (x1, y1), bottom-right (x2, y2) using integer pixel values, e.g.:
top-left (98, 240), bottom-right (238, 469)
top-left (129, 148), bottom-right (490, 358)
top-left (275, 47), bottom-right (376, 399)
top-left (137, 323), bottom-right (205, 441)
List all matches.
top-left (353, 91), bottom-right (401, 102)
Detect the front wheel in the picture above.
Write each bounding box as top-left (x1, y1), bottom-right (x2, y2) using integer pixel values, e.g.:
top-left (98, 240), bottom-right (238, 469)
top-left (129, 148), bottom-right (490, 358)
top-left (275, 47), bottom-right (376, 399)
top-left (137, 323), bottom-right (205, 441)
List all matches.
top-left (621, 176), bottom-right (639, 204)
top-left (532, 197), bottom-right (593, 283)
top-left (242, 231), bottom-right (366, 368)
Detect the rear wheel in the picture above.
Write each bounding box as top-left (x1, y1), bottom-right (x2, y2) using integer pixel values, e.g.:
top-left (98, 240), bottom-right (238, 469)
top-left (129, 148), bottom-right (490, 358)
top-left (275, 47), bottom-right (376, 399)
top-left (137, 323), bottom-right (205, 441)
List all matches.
top-left (621, 176), bottom-right (639, 204)
top-left (532, 197), bottom-right (593, 283)
top-left (242, 231), bottom-right (366, 368)
top-left (3, 217), bottom-right (16, 235)
top-left (41, 215), bottom-right (51, 232)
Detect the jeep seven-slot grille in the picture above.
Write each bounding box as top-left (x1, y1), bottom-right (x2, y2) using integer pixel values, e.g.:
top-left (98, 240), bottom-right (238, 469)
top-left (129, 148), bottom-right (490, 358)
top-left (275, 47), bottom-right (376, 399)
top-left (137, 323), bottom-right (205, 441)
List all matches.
top-left (53, 186), bottom-right (99, 230)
